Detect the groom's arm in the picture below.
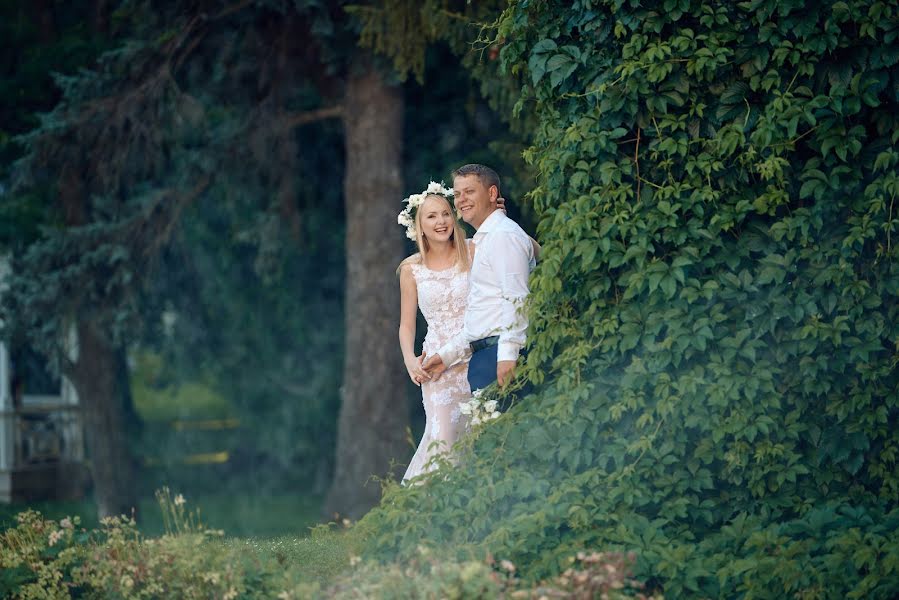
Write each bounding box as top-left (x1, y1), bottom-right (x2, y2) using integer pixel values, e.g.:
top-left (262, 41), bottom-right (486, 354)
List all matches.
top-left (491, 231), bottom-right (533, 362)
top-left (432, 332), bottom-right (471, 371)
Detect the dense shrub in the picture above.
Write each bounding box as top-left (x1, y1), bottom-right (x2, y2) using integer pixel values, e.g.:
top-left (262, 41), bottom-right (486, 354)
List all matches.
top-left (0, 501), bottom-right (651, 599)
top-left (356, 0), bottom-right (899, 597)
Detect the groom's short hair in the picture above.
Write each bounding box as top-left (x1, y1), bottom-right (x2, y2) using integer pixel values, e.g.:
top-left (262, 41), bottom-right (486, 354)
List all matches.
top-left (453, 164), bottom-right (501, 194)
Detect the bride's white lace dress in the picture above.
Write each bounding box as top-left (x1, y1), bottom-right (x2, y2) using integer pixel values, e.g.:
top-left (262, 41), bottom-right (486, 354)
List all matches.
top-left (402, 257), bottom-right (472, 481)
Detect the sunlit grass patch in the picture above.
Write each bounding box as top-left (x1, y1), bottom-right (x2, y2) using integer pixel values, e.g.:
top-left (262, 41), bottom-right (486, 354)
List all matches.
top-left (131, 351), bottom-right (234, 422)
top-left (214, 530), bottom-right (354, 589)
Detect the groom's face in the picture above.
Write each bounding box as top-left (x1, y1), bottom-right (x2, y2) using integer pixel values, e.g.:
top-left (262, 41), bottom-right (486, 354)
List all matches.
top-left (453, 174), bottom-right (497, 229)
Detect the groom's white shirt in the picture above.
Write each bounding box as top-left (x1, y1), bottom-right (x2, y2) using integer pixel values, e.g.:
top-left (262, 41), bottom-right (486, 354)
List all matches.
top-left (436, 209), bottom-right (535, 368)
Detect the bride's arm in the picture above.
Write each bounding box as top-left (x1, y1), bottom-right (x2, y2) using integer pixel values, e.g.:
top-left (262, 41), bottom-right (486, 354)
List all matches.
top-left (528, 235), bottom-right (542, 260)
top-left (399, 264), bottom-right (429, 386)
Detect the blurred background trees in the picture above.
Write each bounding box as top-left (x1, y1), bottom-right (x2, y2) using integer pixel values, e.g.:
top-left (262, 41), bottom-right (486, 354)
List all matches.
top-left (0, 0), bottom-right (529, 524)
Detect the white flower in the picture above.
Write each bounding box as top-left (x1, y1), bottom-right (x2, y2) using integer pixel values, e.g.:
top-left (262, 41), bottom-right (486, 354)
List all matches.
top-left (490, 411), bottom-right (501, 420)
top-left (174, 494), bottom-right (185, 506)
top-left (471, 415), bottom-right (482, 426)
top-left (472, 388), bottom-right (484, 399)
top-left (60, 517), bottom-right (73, 530)
top-left (460, 403), bottom-right (473, 415)
top-left (484, 400), bottom-right (498, 413)
top-left (406, 228), bottom-right (417, 240)
top-left (48, 530), bottom-right (64, 546)
top-left (427, 181), bottom-right (443, 193)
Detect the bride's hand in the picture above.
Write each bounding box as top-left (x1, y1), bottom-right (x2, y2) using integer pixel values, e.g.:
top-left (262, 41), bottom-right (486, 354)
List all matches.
top-left (405, 355), bottom-right (430, 386)
top-left (422, 354), bottom-right (448, 381)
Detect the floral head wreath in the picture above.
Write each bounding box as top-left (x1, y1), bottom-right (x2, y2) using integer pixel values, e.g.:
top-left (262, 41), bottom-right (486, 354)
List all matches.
top-left (397, 181), bottom-right (455, 241)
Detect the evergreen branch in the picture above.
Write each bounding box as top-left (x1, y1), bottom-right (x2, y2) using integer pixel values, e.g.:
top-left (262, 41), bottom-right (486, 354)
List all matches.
top-left (143, 175), bottom-right (212, 260)
top-left (214, 0), bottom-right (255, 20)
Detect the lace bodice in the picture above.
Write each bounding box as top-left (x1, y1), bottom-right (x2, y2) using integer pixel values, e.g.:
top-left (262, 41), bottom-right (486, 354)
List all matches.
top-left (410, 261), bottom-right (470, 361)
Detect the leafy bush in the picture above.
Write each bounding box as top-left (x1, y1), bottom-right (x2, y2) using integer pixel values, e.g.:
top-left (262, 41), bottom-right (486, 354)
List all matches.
top-left (355, 0), bottom-right (899, 597)
top-left (0, 497), bottom-right (651, 599)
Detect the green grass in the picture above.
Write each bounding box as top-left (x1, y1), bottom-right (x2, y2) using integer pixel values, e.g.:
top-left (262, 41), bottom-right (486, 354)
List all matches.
top-left (0, 498), bottom-right (100, 531)
top-left (214, 532), bottom-right (353, 588)
top-left (1, 491), bottom-right (325, 539)
top-left (131, 351), bottom-right (234, 422)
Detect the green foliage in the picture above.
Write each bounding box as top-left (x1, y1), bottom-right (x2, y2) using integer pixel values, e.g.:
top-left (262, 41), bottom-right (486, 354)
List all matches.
top-left (356, 0), bottom-right (899, 596)
top-left (1, 503), bottom-right (652, 599)
top-left (349, 0), bottom-right (498, 83)
top-left (0, 502), bottom-right (661, 600)
top-left (0, 495), bottom-right (353, 599)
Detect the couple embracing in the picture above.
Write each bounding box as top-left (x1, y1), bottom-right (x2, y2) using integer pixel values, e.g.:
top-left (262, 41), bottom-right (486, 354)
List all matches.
top-left (397, 164), bottom-right (538, 481)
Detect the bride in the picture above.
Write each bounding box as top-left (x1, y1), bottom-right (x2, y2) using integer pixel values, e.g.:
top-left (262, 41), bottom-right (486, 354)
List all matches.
top-left (397, 182), bottom-right (478, 481)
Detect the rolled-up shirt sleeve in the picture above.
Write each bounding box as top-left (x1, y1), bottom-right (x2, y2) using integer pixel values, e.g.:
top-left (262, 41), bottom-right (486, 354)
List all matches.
top-left (435, 333), bottom-right (471, 370)
top-left (491, 232), bottom-right (533, 362)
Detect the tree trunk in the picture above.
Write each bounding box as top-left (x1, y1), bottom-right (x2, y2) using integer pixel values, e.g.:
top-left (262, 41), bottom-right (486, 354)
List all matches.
top-left (67, 320), bottom-right (138, 519)
top-left (91, 0), bottom-right (110, 36)
top-left (325, 62), bottom-right (408, 519)
top-left (31, 0), bottom-right (57, 44)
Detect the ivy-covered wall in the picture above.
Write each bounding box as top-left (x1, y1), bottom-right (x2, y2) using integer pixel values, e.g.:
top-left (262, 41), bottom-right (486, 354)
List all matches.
top-left (358, 1), bottom-right (899, 597)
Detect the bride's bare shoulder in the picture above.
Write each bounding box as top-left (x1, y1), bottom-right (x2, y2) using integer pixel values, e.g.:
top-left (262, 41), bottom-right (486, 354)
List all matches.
top-left (396, 253), bottom-right (422, 275)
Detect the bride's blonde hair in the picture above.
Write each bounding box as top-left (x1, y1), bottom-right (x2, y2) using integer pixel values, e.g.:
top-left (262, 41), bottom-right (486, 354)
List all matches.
top-left (398, 194), bottom-right (470, 273)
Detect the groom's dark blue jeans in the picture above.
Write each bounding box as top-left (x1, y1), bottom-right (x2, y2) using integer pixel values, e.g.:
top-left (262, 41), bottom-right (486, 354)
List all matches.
top-left (467, 342), bottom-right (498, 393)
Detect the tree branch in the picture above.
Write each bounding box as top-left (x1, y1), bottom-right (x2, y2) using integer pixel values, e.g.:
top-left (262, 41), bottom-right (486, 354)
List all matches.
top-left (283, 106), bottom-right (344, 128)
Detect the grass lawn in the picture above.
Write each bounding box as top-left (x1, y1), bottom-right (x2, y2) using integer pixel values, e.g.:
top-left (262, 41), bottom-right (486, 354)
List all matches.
top-left (1, 490), bottom-right (325, 538)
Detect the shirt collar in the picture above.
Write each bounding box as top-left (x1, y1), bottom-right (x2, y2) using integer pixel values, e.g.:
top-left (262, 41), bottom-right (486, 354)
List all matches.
top-left (474, 209), bottom-right (504, 236)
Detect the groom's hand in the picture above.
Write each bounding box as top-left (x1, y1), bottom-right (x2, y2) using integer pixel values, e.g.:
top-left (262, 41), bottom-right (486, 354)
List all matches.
top-left (423, 354), bottom-right (448, 380)
top-left (497, 360), bottom-right (516, 388)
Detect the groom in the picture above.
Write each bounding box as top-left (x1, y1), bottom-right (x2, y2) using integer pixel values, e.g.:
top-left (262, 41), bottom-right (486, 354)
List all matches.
top-left (423, 164), bottom-right (536, 392)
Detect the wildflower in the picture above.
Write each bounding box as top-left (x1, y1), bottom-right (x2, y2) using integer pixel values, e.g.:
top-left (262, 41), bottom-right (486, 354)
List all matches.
top-left (490, 411), bottom-right (501, 420)
top-left (472, 388), bottom-right (484, 399)
top-left (120, 575), bottom-right (134, 589)
top-left (460, 402), bottom-right (473, 415)
top-left (426, 181), bottom-right (449, 194)
top-left (484, 400), bottom-right (498, 413)
top-left (277, 593), bottom-right (291, 600)
top-left (60, 517), bottom-right (73, 529)
top-left (500, 559), bottom-right (516, 573)
top-left (349, 555), bottom-right (362, 567)
top-left (203, 572), bottom-right (221, 585)
top-left (223, 587), bottom-right (238, 600)
top-left (174, 494), bottom-right (186, 506)
top-left (48, 530), bottom-right (64, 546)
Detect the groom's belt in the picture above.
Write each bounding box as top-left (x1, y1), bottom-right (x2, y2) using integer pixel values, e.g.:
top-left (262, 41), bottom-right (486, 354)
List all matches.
top-left (470, 336), bottom-right (500, 352)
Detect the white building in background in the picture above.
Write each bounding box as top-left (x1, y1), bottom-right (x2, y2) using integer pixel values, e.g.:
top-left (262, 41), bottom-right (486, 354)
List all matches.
top-left (0, 257), bottom-right (87, 503)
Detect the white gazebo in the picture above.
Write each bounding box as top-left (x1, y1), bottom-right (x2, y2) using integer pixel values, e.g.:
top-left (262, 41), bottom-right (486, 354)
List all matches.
top-left (0, 259), bottom-right (87, 503)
